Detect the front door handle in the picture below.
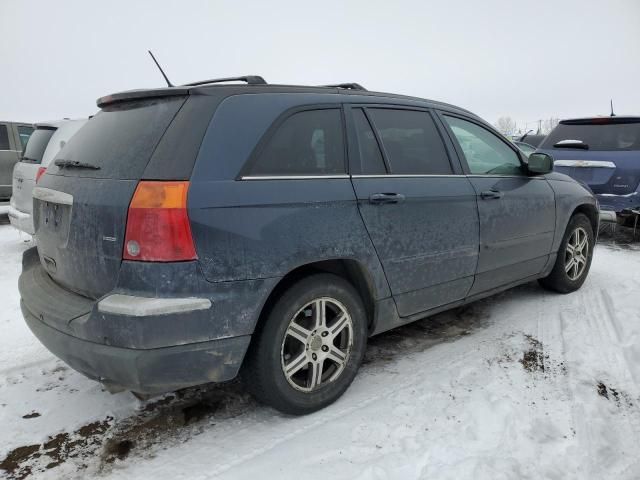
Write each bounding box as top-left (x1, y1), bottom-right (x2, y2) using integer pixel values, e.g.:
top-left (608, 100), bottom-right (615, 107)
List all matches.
top-left (369, 193), bottom-right (406, 204)
top-left (480, 189), bottom-right (503, 200)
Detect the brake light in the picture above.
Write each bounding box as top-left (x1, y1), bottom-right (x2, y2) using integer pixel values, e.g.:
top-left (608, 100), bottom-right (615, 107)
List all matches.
top-left (123, 181), bottom-right (197, 262)
top-left (35, 167), bottom-right (46, 183)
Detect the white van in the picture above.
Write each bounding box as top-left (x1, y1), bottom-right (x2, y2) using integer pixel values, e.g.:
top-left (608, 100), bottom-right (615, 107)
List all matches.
top-left (9, 119), bottom-right (87, 234)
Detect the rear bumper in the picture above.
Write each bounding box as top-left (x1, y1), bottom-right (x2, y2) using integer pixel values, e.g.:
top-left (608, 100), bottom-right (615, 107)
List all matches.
top-left (18, 247), bottom-right (278, 394)
top-left (596, 192), bottom-right (640, 213)
top-left (8, 205), bottom-right (34, 235)
top-left (22, 301), bottom-right (250, 394)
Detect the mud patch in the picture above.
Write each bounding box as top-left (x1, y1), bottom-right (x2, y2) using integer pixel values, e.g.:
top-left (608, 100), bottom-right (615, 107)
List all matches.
top-left (596, 381), bottom-right (634, 408)
top-left (21, 412), bottom-right (40, 419)
top-left (0, 417), bottom-right (112, 479)
top-left (99, 381), bottom-right (254, 469)
top-left (520, 335), bottom-right (546, 373)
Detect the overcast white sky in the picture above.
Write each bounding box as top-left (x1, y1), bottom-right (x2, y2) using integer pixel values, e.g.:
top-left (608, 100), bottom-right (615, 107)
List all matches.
top-left (1, 0), bottom-right (639, 131)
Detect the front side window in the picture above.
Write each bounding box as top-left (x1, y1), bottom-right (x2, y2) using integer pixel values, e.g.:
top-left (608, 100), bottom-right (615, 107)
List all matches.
top-left (0, 124), bottom-right (9, 150)
top-left (249, 109), bottom-right (345, 176)
top-left (367, 109), bottom-right (452, 175)
top-left (444, 116), bottom-right (523, 175)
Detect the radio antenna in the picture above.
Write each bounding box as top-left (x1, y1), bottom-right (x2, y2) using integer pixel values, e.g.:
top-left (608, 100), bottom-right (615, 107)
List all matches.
top-left (610, 99), bottom-right (616, 117)
top-left (148, 50), bottom-right (174, 87)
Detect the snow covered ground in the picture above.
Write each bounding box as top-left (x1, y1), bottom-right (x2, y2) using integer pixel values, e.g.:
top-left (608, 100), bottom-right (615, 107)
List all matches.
top-left (1, 217), bottom-right (639, 480)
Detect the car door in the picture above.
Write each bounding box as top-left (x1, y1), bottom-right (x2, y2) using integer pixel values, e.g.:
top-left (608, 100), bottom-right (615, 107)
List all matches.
top-left (347, 105), bottom-right (479, 318)
top-left (440, 113), bottom-right (556, 295)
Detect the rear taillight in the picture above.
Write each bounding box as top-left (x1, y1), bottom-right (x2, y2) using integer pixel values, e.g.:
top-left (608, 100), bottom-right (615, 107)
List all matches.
top-left (123, 181), bottom-right (197, 262)
top-left (35, 167), bottom-right (46, 183)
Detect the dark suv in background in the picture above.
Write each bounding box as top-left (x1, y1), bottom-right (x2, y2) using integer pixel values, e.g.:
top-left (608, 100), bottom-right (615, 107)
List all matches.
top-left (19, 78), bottom-right (597, 414)
top-left (538, 116), bottom-right (640, 223)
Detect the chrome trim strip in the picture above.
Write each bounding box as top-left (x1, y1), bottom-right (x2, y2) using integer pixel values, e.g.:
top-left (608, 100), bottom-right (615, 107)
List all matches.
top-left (32, 187), bottom-right (73, 205)
top-left (98, 294), bottom-right (212, 317)
top-left (351, 174), bottom-right (460, 178)
top-left (240, 175), bottom-right (350, 181)
top-left (554, 160), bottom-right (616, 168)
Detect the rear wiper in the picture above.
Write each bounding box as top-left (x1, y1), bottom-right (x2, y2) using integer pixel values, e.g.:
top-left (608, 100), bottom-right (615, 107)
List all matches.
top-left (54, 159), bottom-right (101, 170)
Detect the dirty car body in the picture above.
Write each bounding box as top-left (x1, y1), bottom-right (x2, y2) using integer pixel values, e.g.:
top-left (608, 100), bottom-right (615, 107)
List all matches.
top-left (19, 81), bottom-right (598, 401)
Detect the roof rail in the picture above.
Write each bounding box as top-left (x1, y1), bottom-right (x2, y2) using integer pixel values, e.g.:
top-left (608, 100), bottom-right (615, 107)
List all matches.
top-left (183, 75), bottom-right (267, 87)
top-left (322, 83), bottom-right (367, 91)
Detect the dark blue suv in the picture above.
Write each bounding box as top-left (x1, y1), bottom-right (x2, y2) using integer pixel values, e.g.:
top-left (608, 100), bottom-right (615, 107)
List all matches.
top-left (537, 116), bottom-right (640, 223)
top-left (19, 78), bottom-right (598, 414)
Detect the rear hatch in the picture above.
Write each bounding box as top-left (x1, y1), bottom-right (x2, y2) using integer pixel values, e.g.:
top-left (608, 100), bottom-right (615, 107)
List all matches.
top-left (539, 118), bottom-right (640, 195)
top-left (13, 126), bottom-right (56, 213)
top-left (34, 96), bottom-right (188, 299)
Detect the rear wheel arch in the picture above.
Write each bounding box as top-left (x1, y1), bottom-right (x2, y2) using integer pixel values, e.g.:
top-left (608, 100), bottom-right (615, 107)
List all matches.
top-left (252, 259), bottom-right (377, 338)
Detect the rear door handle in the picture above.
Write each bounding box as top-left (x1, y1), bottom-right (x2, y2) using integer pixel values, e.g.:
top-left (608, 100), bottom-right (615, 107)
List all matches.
top-left (480, 189), bottom-right (503, 200)
top-left (369, 193), bottom-right (406, 204)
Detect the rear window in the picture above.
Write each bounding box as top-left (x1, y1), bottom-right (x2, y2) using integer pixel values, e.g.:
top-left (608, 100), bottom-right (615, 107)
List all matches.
top-left (48, 97), bottom-right (186, 179)
top-left (18, 126), bottom-right (34, 150)
top-left (21, 127), bottom-right (56, 164)
top-left (542, 121), bottom-right (640, 151)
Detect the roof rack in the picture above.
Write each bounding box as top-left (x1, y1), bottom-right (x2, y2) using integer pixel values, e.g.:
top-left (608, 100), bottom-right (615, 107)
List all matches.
top-left (183, 75), bottom-right (267, 87)
top-left (322, 83), bottom-right (367, 91)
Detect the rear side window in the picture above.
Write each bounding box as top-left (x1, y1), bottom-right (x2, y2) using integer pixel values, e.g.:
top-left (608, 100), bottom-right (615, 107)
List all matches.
top-left (444, 116), bottom-right (523, 175)
top-left (352, 108), bottom-right (386, 174)
top-left (17, 126), bottom-right (34, 150)
top-left (367, 109), bottom-right (452, 175)
top-left (21, 127), bottom-right (56, 164)
top-left (0, 124), bottom-right (9, 150)
top-left (541, 122), bottom-right (640, 151)
top-left (48, 97), bottom-right (185, 179)
top-left (248, 109), bottom-right (345, 176)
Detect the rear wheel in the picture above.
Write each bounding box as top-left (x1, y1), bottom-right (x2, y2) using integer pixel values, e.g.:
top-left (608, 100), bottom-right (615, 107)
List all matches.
top-left (539, 213), bottom-right (594, 293)
top-left (244, 274), bottom-right (367, 415)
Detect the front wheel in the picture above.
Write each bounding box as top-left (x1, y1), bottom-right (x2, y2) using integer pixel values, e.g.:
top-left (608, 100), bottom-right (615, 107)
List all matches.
top-left (539, 213), bottom-right (594, 293)
top-left (244, 274), bottom-right (368, 415)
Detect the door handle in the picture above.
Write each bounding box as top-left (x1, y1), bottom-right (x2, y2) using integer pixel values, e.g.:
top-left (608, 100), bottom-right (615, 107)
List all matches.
top-left (369, 193), bottom-right (406, 204)
top-left (480, 189), bottom-right (503, 200)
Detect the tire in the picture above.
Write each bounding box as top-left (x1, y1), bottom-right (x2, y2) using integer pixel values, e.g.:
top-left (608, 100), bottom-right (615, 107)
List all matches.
top-left (539, 213), bottom-right (594, 293)
top-left (243, 273), bottom-right (368, 415)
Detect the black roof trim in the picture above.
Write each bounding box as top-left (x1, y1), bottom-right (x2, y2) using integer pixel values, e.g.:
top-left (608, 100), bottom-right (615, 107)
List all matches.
top-left (183, 75), bottom-right (267, 87)
top-left (97, 87), bottom-right (189, 108)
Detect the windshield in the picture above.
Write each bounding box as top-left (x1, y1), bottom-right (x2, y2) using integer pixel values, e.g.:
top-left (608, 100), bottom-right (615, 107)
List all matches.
top-left (541, 122), bottom-right (640, 151)
top-left (20, 127), bottom-right (56, 164)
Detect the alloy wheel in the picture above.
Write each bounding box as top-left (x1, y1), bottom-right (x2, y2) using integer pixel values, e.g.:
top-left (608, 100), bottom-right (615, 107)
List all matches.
top-left (280, 297), bottom-right (353, 392)
top-left (565, 226), bottom-right (589, 281)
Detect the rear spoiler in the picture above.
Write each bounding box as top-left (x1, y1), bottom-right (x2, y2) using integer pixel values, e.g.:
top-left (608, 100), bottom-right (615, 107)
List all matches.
top-left (96, 87), bottom-right (190, 108)
top-left (561, 117), bottom-right (640, 126)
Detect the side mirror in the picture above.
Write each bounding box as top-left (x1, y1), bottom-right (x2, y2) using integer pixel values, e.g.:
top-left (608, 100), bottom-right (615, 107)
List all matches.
top-left (527, 153), bottom-right (553, 175)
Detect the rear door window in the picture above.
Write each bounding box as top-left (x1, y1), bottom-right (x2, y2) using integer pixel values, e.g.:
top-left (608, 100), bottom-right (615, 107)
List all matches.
top-left (0, 124), bottom-right (9, 150)
top-left (248, 109), bottom-right (345, 176)
top-left (367, 109), bottom-right (452, 175)
top-left (352, 108), bottom-right (386, 174)
top-left (444, 115), bottom-right (523, 175)
top-left (21, 127), bottom-right (56, 164)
